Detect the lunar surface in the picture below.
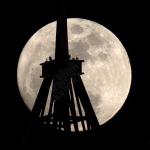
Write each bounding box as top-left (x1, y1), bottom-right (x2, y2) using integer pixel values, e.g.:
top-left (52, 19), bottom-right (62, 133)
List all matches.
top-left (17, 18), bottom-right (131, 125)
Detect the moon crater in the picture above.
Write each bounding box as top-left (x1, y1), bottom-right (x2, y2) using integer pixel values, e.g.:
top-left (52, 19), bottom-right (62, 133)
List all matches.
top-left (70, 24), bottom-right (84, 34)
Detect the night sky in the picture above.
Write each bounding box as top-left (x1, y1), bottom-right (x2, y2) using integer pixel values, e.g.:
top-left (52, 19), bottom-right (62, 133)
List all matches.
top-left (2, 0), bottom-right (149, 149)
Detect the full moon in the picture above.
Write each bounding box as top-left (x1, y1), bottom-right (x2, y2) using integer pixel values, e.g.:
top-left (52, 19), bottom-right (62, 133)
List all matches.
top-left (17, 18), bottom-right (131, 125)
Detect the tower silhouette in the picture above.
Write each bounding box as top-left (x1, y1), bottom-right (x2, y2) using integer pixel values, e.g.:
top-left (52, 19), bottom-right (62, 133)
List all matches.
top-left (32, 6), bottom-right (99, 133)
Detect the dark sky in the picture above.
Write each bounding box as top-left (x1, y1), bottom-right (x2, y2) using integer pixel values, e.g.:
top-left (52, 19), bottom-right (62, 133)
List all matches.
top-left (2, 0), bottom-right (149, 149)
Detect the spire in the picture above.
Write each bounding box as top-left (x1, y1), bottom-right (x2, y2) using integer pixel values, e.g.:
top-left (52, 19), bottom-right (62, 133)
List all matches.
top-left (55, 0), bottom-right (70, 61)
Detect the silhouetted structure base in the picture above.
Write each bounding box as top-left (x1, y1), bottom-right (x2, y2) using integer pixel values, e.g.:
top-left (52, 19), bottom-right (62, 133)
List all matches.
top-left (32, 59), bottom-right (99, 133)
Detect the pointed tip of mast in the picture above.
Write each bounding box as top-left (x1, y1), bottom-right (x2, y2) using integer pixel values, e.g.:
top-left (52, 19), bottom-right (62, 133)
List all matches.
top-left (55, 1), bottom-right (70, 61)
